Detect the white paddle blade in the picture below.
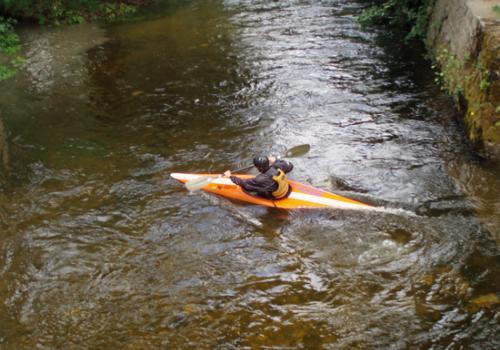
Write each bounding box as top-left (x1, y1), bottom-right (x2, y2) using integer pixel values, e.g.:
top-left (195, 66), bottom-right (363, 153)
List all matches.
top-left (185, 176), bottom-right (215, 191)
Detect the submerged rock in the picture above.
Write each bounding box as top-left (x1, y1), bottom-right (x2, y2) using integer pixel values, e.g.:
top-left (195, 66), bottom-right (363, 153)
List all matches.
top-left (467, 293), bottom-right (500, 313)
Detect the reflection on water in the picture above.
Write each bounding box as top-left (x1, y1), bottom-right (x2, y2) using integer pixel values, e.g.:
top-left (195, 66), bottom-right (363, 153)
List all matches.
top-left (22, 23), bottom-right (108, 94)
top-left (0, 0), bottom-right (499, 349)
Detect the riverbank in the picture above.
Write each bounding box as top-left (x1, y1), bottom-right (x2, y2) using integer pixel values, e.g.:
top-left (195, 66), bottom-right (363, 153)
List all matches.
top-left (427, 0), bottom-right (500, 159)
top-left (0, 0), bottom-right (156, 81)
top-left (0, 1), bottom-right (151, 24)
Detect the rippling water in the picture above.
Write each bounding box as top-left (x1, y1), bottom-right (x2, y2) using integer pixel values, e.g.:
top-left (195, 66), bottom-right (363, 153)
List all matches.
top-left (1, 1), bottom-right (499, 349)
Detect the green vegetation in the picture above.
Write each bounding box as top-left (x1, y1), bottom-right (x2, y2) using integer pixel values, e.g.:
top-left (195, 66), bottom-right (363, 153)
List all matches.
top-left (0, 17), bottom-right (19, 53)
top-left (494, 5), bottom-right (500, 16)
top-left (479, 73), bottom-right (490, 91)
top-left (433, 50), bottom-right (492, 104)
top-left (432, 48), bottom-right (464, 100)
top-left (0, 16), bottom-right (23, 81)
top-left (358, 0), bottom-right (435, 41)
top-left (0, 1), bottom-right (145, 25)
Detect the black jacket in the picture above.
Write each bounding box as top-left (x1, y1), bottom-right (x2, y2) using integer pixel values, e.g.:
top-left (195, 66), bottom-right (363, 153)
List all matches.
top-left (229, 159), bottom-right (294, 199)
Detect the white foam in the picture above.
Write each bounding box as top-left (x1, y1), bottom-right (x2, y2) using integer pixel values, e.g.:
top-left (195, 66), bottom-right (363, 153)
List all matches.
top-left (369, 206), bottom-right (419, 217)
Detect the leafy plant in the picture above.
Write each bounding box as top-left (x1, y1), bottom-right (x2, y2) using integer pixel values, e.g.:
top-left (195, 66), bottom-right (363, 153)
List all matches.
top-left (358, 0), bottom-right (436, 41)
top-left (0, 0), bottom-right (141, 24)
top-left (476, 62), bottom-right (491, 91)
top-left (0, 17), bottom-right (19, 54)
top-left (480, 77), bottom-right (490, 91)
top-left (0, 16), bottom-right (22, 81)
top-left (0, 64), bottom-right (16, 80)
top-left (494, 5), bottom-right (500, 16)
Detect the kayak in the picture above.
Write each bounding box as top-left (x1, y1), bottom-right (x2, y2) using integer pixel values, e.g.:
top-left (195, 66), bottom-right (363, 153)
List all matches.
top-left (171, 173), bottom-right (374, 210)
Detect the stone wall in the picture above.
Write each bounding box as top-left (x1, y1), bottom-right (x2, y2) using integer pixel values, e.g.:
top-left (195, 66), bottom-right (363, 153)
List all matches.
top-left (427, 0), bottom-right (500, 159)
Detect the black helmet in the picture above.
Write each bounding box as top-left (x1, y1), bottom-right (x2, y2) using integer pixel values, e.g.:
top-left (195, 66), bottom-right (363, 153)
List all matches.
top-left (253, 156), bottom-right (269, 172)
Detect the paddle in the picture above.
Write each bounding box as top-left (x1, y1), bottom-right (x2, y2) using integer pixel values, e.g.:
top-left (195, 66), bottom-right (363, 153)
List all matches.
top-left (185, 144), bottom-right (310, 191)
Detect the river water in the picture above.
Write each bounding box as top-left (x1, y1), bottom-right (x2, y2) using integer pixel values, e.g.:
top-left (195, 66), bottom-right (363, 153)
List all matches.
top-left (1, 1), bottom-right (499, 349)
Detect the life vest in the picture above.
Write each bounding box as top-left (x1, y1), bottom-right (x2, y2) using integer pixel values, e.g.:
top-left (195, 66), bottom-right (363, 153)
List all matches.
top-left (271, 169), bottom-right (290, 199)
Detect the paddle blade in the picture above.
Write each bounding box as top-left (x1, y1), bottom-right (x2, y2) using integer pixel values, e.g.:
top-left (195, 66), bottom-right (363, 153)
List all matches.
top-left (185, 176), bottom-right (215, 191)
top-left (284, 144), bottom-right (310, 158)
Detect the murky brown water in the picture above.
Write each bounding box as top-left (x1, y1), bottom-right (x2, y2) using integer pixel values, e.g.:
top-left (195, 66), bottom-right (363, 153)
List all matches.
top-left (1, 1), bottom-right (499, 349)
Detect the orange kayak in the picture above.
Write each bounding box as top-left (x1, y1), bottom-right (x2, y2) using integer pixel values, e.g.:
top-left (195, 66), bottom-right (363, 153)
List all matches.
top-left (171, 173), bottom-right (374, 210)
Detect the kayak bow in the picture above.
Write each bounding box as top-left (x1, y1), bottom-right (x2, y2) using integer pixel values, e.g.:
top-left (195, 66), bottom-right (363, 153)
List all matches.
top-left (171, 173), bottom-right (374, 210)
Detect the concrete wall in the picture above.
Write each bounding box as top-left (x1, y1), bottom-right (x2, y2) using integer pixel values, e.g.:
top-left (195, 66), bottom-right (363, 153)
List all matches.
top-left (427, 0), bottom-right (500, 159)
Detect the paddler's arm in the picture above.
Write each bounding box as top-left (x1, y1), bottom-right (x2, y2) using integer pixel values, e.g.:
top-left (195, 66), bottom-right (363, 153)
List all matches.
top-left (270, 156), bottom-right (294, 173)
top-left (224, 170), bottom-right (244, 186)
top-left (224, 171), bottom-right (263, 192)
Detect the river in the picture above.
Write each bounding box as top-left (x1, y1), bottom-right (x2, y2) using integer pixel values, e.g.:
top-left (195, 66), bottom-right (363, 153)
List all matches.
top-left (0, 1), bottom-right (499, 349)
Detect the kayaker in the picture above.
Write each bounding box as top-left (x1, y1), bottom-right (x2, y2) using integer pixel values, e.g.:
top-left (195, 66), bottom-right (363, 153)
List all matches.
top-left (223, 155), bottom-right (293, 200)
